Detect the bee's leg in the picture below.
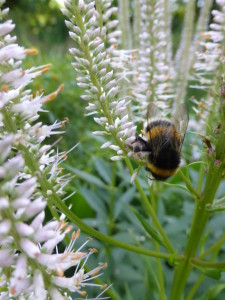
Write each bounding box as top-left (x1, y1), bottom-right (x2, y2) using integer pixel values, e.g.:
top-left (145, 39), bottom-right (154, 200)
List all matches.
top-left (130, 134), bottom-right (149, 152)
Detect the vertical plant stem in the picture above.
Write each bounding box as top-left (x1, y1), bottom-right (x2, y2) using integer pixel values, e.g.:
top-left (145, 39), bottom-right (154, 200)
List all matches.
top-left (2, 109), bottom-right (60, 220)
top-left (119, 0), bottom-right (132, 49)
top-left (109, 163), bottom-right (116, 235)
top-left (148, 0), bottom-right (156, 103)
top-left (175, 0), bottom-right (196, 104)
top-left (197, 164), bottom-right (205, 194)
top-left (151, 184), bottom-right (166, 300)
top-left (178, 169), bottom-right (200, 199)
top-left (169, 162), bottom-right (224, 300)
top-left (199, 232), bottom-right (225, 260)
top-left (125, 158), bottom-right (174, 254)
top-left (164, 0), bottom-right (173, 66)
top-left (186, 240), bottom-right (222, 300)
top-left (186, 274), bottom-right (204, 300)
top-left (190, 0), bottom-right (213, 69)
top-left (170, 111), bottom-right (225, 298)
top-left (133, 0), bottom-right (141, 48)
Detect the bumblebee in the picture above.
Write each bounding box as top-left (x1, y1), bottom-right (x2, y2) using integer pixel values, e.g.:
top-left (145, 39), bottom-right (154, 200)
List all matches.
top-left (131, 103), bottom-right (189, 181)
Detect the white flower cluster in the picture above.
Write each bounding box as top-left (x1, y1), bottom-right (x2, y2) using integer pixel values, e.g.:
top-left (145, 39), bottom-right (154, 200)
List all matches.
top-left (0, 2), bottom-right (108, 299)
top-left (190, 0), bottom-right (225, 122)
top-left (63, 0), bottom-right (137, 161)
top-left (98, 0), bottom-right (120, 48)
top-left (132, 0), bottom-right (174, 121)
top-left (63, 0), bottom-right (176, 147)
top-left (63, 0), bottom-right (225, 176)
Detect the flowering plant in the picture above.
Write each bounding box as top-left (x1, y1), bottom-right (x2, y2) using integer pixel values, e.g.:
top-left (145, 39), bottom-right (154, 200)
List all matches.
top-left (0, 1), bottom-right (109, 299)
top-left (62, 0), bottom-right (225, 299)
top-left (1, 0), bottom-right (225, 299)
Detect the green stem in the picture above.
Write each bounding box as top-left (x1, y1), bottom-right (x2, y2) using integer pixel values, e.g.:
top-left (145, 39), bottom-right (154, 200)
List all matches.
top-left (95, 0), bottom-right (103, 31)
top-left (169, 162), bottom-right (224, 300)
top-left (178, 169), bottom-right (200, 199)
top-left (71, 2), bottom-right (174, 258)
top-left (170, 110), bottom-right (225, 298)
top-left (125, 158), bottom-right (174, 254)
top-left (2, 109), bottom-right (60, 220)
top-left (190, 0), bottom-right (213, 69)
top-left (164, 0), bottom-right (173, 66)
top-left (151, 184), bottom-right (166, 300)
top-left (149, 0), bottom-right (156, 103)
top-left (2, 109), bottom-right (176, 298)
top-left (133, 0), bottom-right (141, 48)
top-left (73, 4), bottom-right (130, 155)
top-left (14, 143), bottom-right (177, 259)
top-left (186, 238), bottom-right (222, 300)
top-left (119, 0), bottom-right (132, 49)
top-left (20, 144), bottom-right (60, 220)
top-left (186, 274), bottom-right (204, 300)
top-left (154, 242), bottom-right (166, 300)
top-left (21, 142), bottom-right (174, 260)
top-left (192, 258), bottom-right (225, 269)
top-left (108, 163), bottom-right (116, 236)
top-left (215, 194), bottom-right (225, 205)
top-left (199, 232), bottom-right (225, 260)
top-left (196, 163), bottom-right (205, 194)
top-left (175, 0), bottom-right (196, 104)
top-left (53, 185), bottom-right (181, 260)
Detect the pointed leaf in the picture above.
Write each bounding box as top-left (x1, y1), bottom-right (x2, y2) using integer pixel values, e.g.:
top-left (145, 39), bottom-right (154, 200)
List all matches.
top-left (79, 187), bottom-right (107, 218)
top-left (206, 283), bottom-right (225, 299)
top-left (94, 158), bottom-right (112, 184)
top-left (114, 187), bottom-right (136, 219)
top-left (195, 266), bottom-right (222, 280)
top-left (129, 206), bottom-right (167, 249)
top-left (64, 165), bottom-right (106, 188)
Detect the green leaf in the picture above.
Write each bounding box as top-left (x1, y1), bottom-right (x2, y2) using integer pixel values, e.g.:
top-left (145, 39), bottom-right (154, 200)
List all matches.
top-left (188, 161), bottom-right (208, 167)
top-left (94, 158), bottom-right (112, 184)
top-left (195, 266), bottom-right (222, 280)
top-left (129, 206), bottom-right (167, 249)
top-left (79, 187), bottom-right (107, 218)
top-left (199, 225), bottom-right (211, 255)
top-left (114, 187), bottom-right (136, 219)
top-left (162, 182), bottom-right (188, 191)
top-left (206, 283), bottom-right (225, 299)
top-left (64, 165), bottom-right (106, 188)
top-left (125, 282), bottom-right (134, 300)
top-left (196, 283), bottom-right (225, 300)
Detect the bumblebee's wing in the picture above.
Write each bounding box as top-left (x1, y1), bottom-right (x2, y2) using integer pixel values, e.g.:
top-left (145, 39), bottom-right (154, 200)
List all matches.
top-left (171, 104), bottom-right (189, 147)
top-left (147, 103), bottom-right (161, 124)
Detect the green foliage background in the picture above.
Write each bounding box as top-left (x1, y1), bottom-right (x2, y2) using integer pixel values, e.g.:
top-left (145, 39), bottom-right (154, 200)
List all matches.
top-left (5, 1), bottom-right (225, 299)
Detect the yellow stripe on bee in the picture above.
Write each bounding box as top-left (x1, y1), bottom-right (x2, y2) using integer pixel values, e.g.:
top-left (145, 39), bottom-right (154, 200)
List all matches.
top-left (147, 161), bottom-right (178, 178)
top-left (147, 126), bottom-right (181, 141)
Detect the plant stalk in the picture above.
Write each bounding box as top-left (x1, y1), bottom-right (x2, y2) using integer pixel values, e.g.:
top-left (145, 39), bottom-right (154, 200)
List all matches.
top-left (170, 103), bottom-right (225, 298)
